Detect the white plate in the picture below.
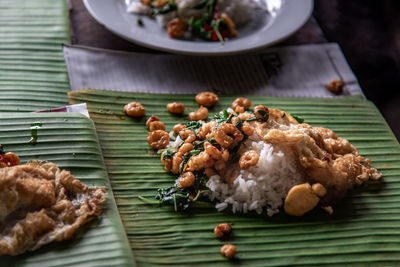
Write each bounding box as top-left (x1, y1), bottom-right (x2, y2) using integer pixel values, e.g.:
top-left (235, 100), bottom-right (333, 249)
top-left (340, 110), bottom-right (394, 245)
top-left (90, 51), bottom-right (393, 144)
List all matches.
top-left (84, 0), bottom-right (313, 56)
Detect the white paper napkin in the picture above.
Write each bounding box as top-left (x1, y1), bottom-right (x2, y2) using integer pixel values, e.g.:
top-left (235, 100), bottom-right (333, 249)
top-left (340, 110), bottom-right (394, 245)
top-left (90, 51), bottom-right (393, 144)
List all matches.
top-left (63, 43), bottom-right (364, 98)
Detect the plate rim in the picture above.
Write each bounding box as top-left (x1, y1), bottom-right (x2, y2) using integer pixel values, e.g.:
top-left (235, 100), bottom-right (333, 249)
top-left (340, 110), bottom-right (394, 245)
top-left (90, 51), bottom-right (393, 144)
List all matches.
top-left (83, 0), bottom-right (314, 56)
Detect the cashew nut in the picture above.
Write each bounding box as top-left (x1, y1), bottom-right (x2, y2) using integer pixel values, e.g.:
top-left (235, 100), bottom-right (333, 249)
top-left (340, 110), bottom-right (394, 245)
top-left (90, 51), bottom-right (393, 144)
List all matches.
top-left (311, 183), bottom-right (327, 197)
top-left (284, 183), bottom-right (327, 216)
top-left (322, 206), bottom-right (333, 215)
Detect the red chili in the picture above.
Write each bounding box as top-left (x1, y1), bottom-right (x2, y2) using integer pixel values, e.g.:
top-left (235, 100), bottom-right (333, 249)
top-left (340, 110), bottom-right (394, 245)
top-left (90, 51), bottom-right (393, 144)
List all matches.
top-left (204, 22), bottom-right (211, 31)
top-left (211, 31), bottom-right (218, 41)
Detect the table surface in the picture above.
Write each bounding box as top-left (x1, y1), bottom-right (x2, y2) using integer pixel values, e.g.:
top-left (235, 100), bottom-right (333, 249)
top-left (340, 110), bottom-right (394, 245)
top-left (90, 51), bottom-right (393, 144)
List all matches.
top-left (67, 0), bottom-right (400, 141)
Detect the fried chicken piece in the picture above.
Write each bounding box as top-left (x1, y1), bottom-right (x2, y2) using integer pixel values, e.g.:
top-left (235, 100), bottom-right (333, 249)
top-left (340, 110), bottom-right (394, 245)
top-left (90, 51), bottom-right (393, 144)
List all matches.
top-left (255, 109), bottom-right (382, 207)
top-left (0, 161), bottom-right (106, 256)
top-left (0, 164), bottom-right (56, 222)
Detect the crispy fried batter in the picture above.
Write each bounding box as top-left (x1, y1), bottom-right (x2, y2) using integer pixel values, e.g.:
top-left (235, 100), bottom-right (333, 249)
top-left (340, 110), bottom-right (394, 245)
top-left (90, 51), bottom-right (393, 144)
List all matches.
top-left (0, 161), bottom-right (106, 256)
top-left (255, 109), bottom-right (382, 206)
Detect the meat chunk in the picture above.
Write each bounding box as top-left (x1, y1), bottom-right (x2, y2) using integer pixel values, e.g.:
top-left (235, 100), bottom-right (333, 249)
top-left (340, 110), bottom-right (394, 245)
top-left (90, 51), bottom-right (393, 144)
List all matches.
top-left (255, 111), bottom-right (382, 207)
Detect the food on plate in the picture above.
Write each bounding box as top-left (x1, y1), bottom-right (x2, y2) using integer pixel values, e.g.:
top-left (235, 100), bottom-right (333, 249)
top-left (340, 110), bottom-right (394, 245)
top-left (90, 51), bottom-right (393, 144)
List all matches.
top-left (0, 160), bottom-right (106, 255)
top-left (127, 0), bottom-right (265, 42)
top-left (214, 223), bottom-right (232, 238)
top-left (149, 121), bottom-right (166, 131)
top-left (124, 101), bottom-right (146, 117)
top-left (195, 91), bottom-right (219, 107)
top-left (144, 97), bottom-right (382, 217)
top-left (167, 102), bottom-right (185, 114)
top-left (220, 244), bottom-right (236, 258)
top-left (283, 183), bottom-right (326, 216)
top-left (189, 106), bottom-right (208, 121)
top-left (0, 146), bottom-right (20, 168)
top-left (147, 130), bottom-right (170, 149)
top-left (167, 18), bottom-right (186, 38)
top-left (326, 79), bottom-right (344, 94)
top-left (232, 97), bottom-right (252, 113)
top-left (146, 115), bottom-right (160, 127)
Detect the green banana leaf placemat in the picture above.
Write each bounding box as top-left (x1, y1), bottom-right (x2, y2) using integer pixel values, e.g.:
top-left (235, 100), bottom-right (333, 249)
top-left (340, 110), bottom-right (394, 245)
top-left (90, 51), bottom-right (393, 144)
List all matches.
top-left (0, 113), bottom-right (135, 267)
top-left (0, 0), bottom-right (70, 112)
top-left (70, 89), bottom-right (400, 266)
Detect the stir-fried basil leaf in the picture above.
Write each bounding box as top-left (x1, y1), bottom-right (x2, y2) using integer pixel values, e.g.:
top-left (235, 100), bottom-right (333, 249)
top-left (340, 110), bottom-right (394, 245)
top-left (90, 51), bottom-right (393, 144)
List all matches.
top-left (192, 18), bottom-right (212, 40)
top-left (245, 116), bottom-right (258, 122)
top-left (256, 109), bottom-right (269, 121)
top-left (234, 117), bottom-right (243, 129)
top-left (199, 175), bottom-right (208, 187)
top-left (154, 1), bottom-right (177, 15)
top-left (185, 121), bottom-right (202, 130)
top-left (213, 109), bottom-right (229, 121)
top-left (214, 109), bottom-right (235, 126)
top-left (182, 154), bottom-right (192, 165)
top-left (162, 150), bottom-right (177, 160)
top-left (211, 19), bottom-right (224, 44)
top-left (155, 186), bottom-right (190, 211)
top-left (189, 149), bottom-right (202, 156)
top-left (193, 137), bottom-right (217, 150)
top-left (291, 114), bottom-right (305, 123)
top-left (0, 145), bottom-right (4, 155)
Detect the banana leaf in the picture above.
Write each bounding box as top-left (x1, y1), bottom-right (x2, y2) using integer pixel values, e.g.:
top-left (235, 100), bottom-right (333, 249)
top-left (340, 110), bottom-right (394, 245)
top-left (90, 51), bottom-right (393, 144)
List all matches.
top-left (0, 0), bottom-right (70, 112)
top-left (69, 89), bottom-right (400, 266)
top-left (0, 112), bottom-right (135, 267)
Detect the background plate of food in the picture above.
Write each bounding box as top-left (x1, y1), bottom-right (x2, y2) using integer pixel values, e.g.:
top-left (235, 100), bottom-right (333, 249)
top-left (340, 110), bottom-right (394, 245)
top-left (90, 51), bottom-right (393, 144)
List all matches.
top-left (83, 0), bottom-right (313, 55)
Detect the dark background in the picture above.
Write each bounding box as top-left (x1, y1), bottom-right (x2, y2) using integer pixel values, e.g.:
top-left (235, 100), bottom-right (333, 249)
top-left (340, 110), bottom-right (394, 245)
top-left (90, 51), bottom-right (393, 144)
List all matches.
top-left (314, 1), bottom-right (400, 141)
top-left (69, 0), bottom-right (400, 141)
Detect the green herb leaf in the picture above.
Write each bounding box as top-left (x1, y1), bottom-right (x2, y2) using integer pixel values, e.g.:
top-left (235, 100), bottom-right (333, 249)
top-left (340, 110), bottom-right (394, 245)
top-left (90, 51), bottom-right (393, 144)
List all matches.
top-left (193, 140), bottom-right (206, 150)
top-left (192, 189), bottom-right (209, 202)
top-left (29, 122), bottom-right (42, 145)
top-left (189, 149), bottom-right (202, 156)
top-left (192, 18), bottom-right (212, 40)
top-left (234, 117), bottom-right (243, 129)
top-left (245, 116), bottom-right (258, 122)
top-left (162, 150), bottom-right (177, 160)
top-left (291, 114), bottom-right (305, 123)
top-left (182, 153), bottom-right (192, 165)
top-left (155, 186), bottom-right (191, 211)
top-left (0, 145), bottom-right (5, 155)
top-left (256, 109), bottom-right (269, 121)
top-left (214, 109), bottom-right (231, 123)
top-left (185, 121), bottom-right (202, 130)
top-left (154, 1), bottom-right (178, 15)
top-left (158, 146), bottom-right (178, 153)
top-left (187, 16), bottom-right (195, 27)
top-left (137, 18), bottom-right (144, 26)
top-left (211, 19), bottom-right (224, 44)
top-left (223, 109), bottom-right (229, 119)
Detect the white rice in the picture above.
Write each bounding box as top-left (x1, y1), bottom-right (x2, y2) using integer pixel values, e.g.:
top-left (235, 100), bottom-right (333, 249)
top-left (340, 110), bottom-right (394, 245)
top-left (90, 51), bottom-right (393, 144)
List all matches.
top-left (207, 138), bottom-right (304, 216)
top-left (127, 0), bottom-right (262, 27)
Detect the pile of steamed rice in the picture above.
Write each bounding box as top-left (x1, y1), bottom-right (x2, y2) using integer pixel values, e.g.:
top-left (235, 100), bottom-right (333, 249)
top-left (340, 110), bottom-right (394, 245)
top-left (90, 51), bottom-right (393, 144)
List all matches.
top-left (168, 130), bottom-right (304, 217)
top-left (128, 0), bottom-right (261, 27)
top-left (208, 136), bottom-right (303, 217)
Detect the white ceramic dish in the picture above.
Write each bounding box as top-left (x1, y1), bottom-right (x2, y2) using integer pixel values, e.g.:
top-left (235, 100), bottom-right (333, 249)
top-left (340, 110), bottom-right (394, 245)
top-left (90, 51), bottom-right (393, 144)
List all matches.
top-left (84, 0), bottom-right (313, 56)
